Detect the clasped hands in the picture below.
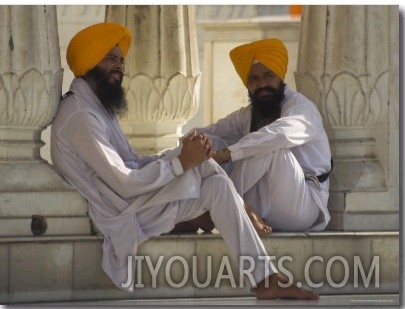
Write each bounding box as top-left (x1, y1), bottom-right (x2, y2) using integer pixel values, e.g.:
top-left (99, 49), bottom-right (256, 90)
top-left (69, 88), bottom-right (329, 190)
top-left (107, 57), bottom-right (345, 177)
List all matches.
top-left (178, 132), bottom-right (272, 236)
top-left (178, 131), bottom-right (230, 171)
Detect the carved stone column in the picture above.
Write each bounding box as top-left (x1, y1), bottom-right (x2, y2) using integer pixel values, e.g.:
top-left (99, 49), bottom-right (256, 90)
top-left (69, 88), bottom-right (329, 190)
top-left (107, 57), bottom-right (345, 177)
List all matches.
top-left (106, 5), bottom-right (201, 154)
top-left (0, 6), bottom-right (90, 236)
top-left (295, 5), bottom-right (399, 230)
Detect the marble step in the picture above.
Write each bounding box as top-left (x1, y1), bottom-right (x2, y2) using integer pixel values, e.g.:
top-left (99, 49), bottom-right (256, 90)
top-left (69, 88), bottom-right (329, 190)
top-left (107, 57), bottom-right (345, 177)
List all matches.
top-left (0, 231), bottom-right (399, 304)
top-left (34, 294), bottom-right (402, 307)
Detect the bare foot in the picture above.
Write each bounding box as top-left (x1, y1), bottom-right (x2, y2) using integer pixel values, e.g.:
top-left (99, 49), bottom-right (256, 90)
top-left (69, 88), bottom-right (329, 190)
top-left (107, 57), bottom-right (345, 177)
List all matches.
top-left (253, 273), bottom-right (319, 300)
top-left (244, 203), bottom-right (272, 236)
top-left (250, 213), bottom-right (272, 236)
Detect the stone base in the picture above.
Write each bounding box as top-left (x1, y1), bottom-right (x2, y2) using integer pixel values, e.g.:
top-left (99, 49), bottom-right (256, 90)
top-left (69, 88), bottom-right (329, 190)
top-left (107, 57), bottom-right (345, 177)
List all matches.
top-left (327, 212), bottom-right (399, 231)
top-left (329, 158), bottom-right (386, 192)
top-left (0, 231), bottom-right (399, 304)
top-left (327, 191), bottom-right (399, 231)
top-left (0, 163), bottom-right (91, 237)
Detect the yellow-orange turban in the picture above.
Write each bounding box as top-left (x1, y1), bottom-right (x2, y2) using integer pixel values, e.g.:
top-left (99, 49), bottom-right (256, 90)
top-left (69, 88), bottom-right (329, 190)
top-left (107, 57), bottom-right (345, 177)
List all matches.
top-left (229, 38), bottom-right (288, 87)
top-left (67, 22), bottom-right (132, 77)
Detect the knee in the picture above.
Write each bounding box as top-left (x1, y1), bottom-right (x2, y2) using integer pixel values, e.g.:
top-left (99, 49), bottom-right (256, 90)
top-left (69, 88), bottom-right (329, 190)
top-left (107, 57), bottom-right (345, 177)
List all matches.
top-left (202, 174), bottom-right (237, 204)
top-left (204, 174), bottom-right (233, 195)
top-left (202, 174), bottom-right (242, 210)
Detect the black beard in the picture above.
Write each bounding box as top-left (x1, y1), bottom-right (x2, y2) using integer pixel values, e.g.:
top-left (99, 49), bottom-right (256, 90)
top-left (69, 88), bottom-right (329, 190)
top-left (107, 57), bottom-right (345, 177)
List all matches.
top-left (85, 66), bottom-right (127, 116)
top-left (249, 83), bottom-right (285, 132)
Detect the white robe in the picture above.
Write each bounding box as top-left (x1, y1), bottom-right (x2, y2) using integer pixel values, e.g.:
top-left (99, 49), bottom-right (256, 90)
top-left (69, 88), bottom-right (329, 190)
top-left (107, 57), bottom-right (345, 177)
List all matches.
top-left (195, 85), bottom-right (332, 232)
top-left (51, 78), bottom-right (276, 292)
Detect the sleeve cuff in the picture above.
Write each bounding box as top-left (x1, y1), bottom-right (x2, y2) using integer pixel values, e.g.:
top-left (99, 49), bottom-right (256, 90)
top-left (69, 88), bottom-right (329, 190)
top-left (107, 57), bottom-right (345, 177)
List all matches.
top-left (170, 157), bottom-right (184, 177)
top-left (228, 144), bottom-right (243, 161)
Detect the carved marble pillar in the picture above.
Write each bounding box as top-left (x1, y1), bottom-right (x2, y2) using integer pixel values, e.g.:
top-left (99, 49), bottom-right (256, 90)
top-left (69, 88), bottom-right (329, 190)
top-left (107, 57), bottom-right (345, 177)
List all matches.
top-left (0, 6), bottom-right (90, 236)
top-left (295, 5), bottom-right (399, 230)
top-left (106, 5), bottom-right (201, 154)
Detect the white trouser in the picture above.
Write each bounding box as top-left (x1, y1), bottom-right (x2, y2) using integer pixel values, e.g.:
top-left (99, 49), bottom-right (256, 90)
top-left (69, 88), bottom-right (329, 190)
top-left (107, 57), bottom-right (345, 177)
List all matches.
top-left (230, 149), bottom-right (321, 232)
top-left (174, 161), bottom-right (278, 288)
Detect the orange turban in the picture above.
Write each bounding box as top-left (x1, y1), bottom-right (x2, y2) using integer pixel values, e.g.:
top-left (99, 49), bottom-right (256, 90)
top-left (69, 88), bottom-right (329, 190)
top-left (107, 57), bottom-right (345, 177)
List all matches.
top-left (66, 22), bottom-right (132, 77)
top-left (229, 38), bottom-right (288, 87)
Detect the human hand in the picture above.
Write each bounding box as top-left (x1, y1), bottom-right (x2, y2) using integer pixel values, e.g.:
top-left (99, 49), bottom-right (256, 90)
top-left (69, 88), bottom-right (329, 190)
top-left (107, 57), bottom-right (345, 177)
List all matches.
top-left (178, 131), bottom-right (212, 171)
top-left (212, 148), bottom-right (231, 165)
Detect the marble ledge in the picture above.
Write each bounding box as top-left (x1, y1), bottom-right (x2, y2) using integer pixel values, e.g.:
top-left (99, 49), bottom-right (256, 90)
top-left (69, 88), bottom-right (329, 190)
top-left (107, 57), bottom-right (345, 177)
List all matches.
top-left (0, 230), bottom-right (399, 244)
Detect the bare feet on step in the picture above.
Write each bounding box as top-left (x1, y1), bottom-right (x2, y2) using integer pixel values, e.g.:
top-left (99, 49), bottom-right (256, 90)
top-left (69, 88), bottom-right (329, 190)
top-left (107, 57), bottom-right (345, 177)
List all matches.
top-left (253, 273), bottom-right (319, 300)
top-left (244, 202), bottom-right (272, 236)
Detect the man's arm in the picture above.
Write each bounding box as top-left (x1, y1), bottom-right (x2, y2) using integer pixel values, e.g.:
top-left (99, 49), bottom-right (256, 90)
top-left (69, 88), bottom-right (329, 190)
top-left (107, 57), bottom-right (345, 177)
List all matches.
top-left (228, 101), bottom-right (322, 161)
top-left (193, 107), bottom-right (250, 147)
top-left (64, 112), bottom-right (211, 199)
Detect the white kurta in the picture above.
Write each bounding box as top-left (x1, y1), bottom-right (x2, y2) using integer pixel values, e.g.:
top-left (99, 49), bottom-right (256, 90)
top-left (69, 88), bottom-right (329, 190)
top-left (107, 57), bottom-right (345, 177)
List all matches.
top-left (196, 85), bottom-right (332, 231)
top-left (51, 78), bottom-right (277, 292)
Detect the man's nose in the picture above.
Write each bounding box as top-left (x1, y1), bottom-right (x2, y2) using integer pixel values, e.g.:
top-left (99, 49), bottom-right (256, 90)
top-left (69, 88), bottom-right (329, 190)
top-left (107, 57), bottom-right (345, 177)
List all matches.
top-left (256, 76), bottom-right (268, 89)
top-left (114, 60), bottom-right (124, 71)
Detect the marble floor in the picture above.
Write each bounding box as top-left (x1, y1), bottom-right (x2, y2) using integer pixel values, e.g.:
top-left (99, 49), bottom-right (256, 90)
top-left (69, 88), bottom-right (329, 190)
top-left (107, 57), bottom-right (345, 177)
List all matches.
top-left (7, 294), bottom-right (400, 308)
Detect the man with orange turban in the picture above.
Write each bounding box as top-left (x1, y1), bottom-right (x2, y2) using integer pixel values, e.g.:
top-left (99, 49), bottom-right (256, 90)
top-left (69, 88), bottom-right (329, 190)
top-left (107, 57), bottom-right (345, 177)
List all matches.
top-left (194, 38), bottom-right (332, 234)
top-left (51, 24), bottom-right (319, 300)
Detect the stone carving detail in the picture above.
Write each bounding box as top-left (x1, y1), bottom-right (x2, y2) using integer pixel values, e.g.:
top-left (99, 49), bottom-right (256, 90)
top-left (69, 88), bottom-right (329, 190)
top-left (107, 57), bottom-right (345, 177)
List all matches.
top-left (0, 69), bottom-right (62, 128)
top-left (324, 72), bottom-right (387, 127)
top-left (124, 73), bottom-right (200, 124)
top-left (0, 6), bottom-right (62, 162)
top-left (296, 5), bottom-right (390, 191)
top-left (107, 5), bottom-right (201, 153)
